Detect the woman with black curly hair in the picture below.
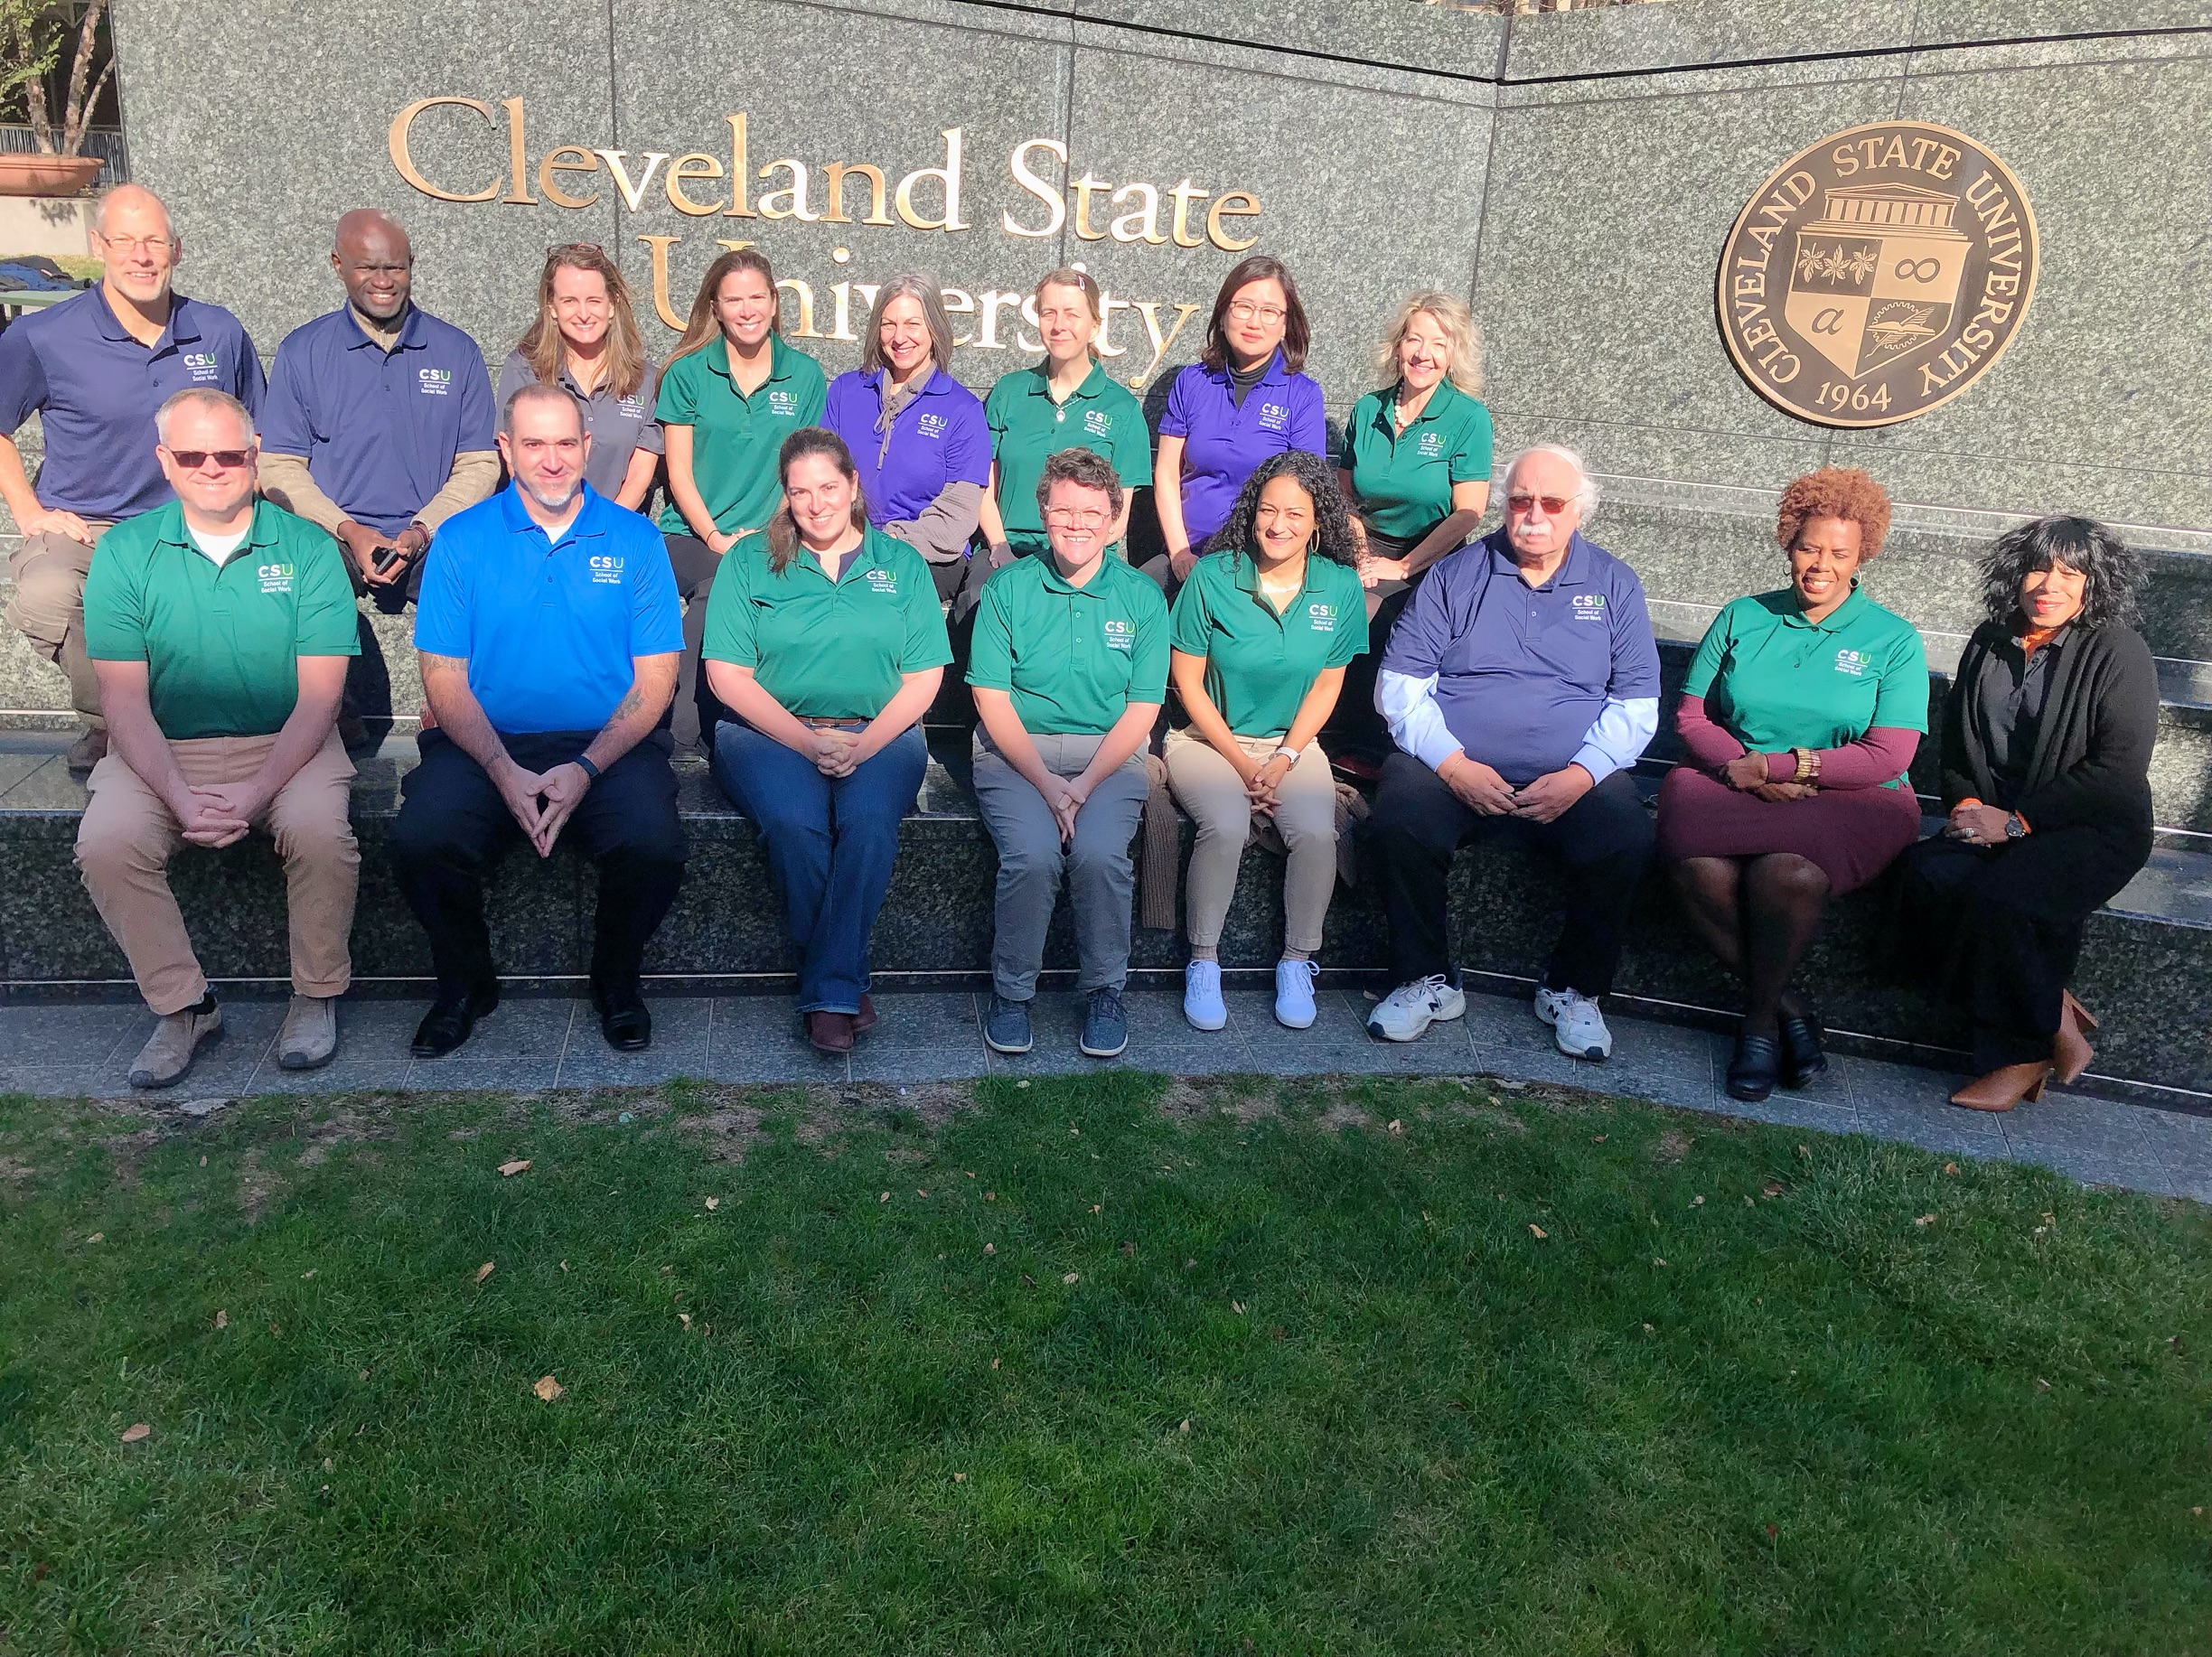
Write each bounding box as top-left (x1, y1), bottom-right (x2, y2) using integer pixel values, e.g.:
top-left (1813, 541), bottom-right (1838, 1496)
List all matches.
top-left (1164, 450), bottom-right (1367, 1031)
top-left (1898, 515), bottom-right (2156, 1112)
top-left (1658, 467), bottom-right (1929, 1103)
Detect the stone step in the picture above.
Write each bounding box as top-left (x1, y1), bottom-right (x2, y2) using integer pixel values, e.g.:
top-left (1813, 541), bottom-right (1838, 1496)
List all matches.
top-left (3, 728), bottom-right (2207, 1104)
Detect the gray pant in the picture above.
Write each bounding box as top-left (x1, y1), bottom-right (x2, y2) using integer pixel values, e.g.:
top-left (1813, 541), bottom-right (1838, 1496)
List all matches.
top-left (970, 728), bottom-right (1148, 1000)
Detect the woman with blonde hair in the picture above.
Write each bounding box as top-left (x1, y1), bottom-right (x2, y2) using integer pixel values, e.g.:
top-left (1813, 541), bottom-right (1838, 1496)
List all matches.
top-left (822, 271), bottom-right (989, 605)
top-left (653, 247), bottom-right (826, 753)
top-left (496, 242), bottom-right (661, 510)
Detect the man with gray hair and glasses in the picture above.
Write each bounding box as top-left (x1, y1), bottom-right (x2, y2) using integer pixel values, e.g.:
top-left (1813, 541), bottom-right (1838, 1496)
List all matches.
top-left (76, 388), bottom-right (361, 1089)
top-left (1365, 445), bottom-right (1661, 1059)
top-left (0, 183), bottom-right (265, 775)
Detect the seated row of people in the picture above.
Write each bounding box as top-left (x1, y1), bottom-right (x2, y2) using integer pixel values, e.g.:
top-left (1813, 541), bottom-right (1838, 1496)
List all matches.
top-left (75, 379), bottom-right (2158, 1122)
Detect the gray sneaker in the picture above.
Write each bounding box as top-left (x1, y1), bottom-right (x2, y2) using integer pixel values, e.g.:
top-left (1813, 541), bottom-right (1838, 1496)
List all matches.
top-left (984, 993), bottom-right (1033, 1055)
top-left (277, 994), bottom-right (340, 1071)
top-left (128, 1001), bottom-right (223, 1090)
top-left (1079, 988), bottom-right (1129, 1059)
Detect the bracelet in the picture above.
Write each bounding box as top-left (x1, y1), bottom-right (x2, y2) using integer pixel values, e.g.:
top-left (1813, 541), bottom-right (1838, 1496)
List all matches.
top-left (1791, 746), bottom-right (1817, 783)
top-left (574, 754), bottom-right (602, 782)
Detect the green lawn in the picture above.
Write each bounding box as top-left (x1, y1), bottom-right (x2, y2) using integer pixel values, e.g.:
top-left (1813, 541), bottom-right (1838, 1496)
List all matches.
top-left (1, 1072), bottom-right (2206, 1655)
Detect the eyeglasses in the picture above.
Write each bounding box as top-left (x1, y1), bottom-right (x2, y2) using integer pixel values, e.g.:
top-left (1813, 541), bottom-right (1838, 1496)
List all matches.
top-left (1506, 492), bottom-right (1573, 517)
top-left (164, 448), bottom-right (253, 470)
top-left (1045, 509), bottom-right (1110, 529)
top-left (1227, 301), bottom-right (1287, 324)
top-left (98, 234), bottom-right (173, 257)
top-left (549, 241), bottom-right (606, 257)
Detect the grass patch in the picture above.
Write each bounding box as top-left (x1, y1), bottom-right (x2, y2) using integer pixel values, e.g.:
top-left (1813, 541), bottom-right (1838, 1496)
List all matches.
top-left (0, 1072), bottom-right (2206, 1653)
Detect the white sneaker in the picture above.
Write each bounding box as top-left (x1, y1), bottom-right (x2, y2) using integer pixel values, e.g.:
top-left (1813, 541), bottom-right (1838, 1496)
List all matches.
top-left (1366, 975), bottom-right (1465, 1042)
top-left (1183, 959), bottom-right (1227, 1031)
top-left (1534, 985), bottom-right (1613, 1060)
top-left (1273, 959), bottom-right (1320, 1029)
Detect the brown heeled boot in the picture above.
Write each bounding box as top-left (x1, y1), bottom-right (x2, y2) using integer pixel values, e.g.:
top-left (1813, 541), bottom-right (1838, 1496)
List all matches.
top-left (2053, 989), bottom-right (2098, 1086)
top-left (1950, 1062), bottom-right (2049, 1112)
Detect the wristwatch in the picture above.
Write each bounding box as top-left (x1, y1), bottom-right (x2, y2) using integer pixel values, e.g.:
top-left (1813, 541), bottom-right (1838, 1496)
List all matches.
top-left (1272, 746), bottom-right (1300, 766)
top-left (574, 754), bottom-right (603, 783)
top-left (2004, 812), bottom-right (2026, 839)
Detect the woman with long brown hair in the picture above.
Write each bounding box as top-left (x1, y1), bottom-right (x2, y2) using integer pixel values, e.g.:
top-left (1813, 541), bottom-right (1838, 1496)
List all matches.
top-left (700, 427), bottom-right (950, 1054)
top-left (653, 247), bottom-right (825, 753)
top-left (495, 242), bottom-right (661, 510)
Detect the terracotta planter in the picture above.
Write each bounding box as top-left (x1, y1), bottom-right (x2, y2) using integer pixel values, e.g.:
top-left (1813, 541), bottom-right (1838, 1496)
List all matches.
top-left (0, 153), bottom-right (102, 197)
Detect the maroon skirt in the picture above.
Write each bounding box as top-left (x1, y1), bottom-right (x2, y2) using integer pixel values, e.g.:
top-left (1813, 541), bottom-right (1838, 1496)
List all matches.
top-left (1655, 764), bottom-right (1923, 895)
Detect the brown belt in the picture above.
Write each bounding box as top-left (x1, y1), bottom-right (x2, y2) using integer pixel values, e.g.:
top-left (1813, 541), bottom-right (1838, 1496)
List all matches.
top-left (800, 716), bottom-right (869, 730)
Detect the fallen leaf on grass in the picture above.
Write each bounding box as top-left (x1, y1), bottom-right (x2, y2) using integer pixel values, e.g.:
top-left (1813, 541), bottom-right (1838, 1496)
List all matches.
top-left (1691, 1195), bottom-right (1705, 1207)
top-left (984, 1191), bottom-right (997, 1202)
top-left (705, 1196), bottom-right (720, 1212)
top-left (879, 1192), bottom-right (891, 1203)
top-left (916, 1189), bottom-right (930, 1198)
top-left (1762, 1179), bottom-right (1786, 1197)
top-left (1016, 1080), bottom-right (1030, 1089)
top-left (1022, 1273), bottom-right (1036, 1288)
top-left (1386, 1119), bottom-right (1404, 1135)
top-left (1119, 1240), bottom-right (1136, 1258)
top-left (119, 1422), bottom-right (150, 1444)
top-left (533, 1374), bottom-right (564, 1402)
top-left (1063, 1272), bottom-right (1080, 1285)
top-left (1232, 1300), bottom-right (1247, 1315)
top-left (213, 1309), bottom-right (228, 1329)
top-left (267, 1323), bottom-right (280, 1334)
top-left (2193, 1506), bottom-right (2204, 1517)
top-left (1179, 1418), bottom-right (1191, 1433)
top-left (301, 1269), bottom-right (316, 1279)
top-left (1943, 1162), bottom-right (1960, 1175)
top-left (983, 1242), bottom-right (996, 1256)
top-left (1068, 1125), bottom-right (1081, 1136)
top-left (1590, 1134), bottom-right (1607, 1144)
top-left (1652, 1258), bottom-right (1667, 1268)
top-left (498, 1160), bottom-right (531, 1177)
top-left (1495, 1080), bottom-right (1525, 1091)
top-left (991, 1358), bottom-right (1000, 1371)
top-left (1642, 1323), bottom-right (1654, 1334)
top-left (679, 1313), bottom-right (692, 1329)
top-left (474, 1261), bottom-right (495, 1284)
top-left (953, 1472), bottom-right (967, 1483)
top-left (85, 1233), bottom-right (102, 1244)
top-left (1914, 1213), bottom-right (1937, 1228)
top-left (2033, 1378), bottom-right (2051, 1393)
top-left (1529, 1224), bottom-right (1549, 1240)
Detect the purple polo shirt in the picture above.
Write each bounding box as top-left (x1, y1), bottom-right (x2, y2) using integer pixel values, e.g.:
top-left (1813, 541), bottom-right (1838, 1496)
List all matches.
top-left (261, 304), bottom-right (495, 538)
top-left (0, 286), bottom-right (264, 520)
top-left (1158, 351), bottom-right (1326, 548)
top-left (822, 365), bottom-right (990, 529)
top-left (1381, 528), bottom-right (1661, 785)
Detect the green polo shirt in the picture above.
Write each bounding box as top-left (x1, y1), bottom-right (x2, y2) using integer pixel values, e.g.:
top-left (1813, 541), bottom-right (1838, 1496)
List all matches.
top-left (699, 525), bottom-right (950, 720)
top-left (1169, 549), bottom-right (1368, 740)
top-left (653, 332), bottom-right (827, 538)
top-left (982, 360), bottom-right (1151, 558)
top-left (967, 551), bottom-right (1169, 736)
top-left (1340, 378), bottom-right (1494, 543)
top-left (82, 499), bottom-right (360, 740)
top-left (1685, 585), bottom-right (1929, 784)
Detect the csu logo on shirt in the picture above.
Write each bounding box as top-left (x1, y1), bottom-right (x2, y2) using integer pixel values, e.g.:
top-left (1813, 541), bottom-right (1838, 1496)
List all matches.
top-left (588, 555), bottom-right (625, 585)
top-left (769, 389), bottom-right (799, 417)
top-left (1417, 431), bottom-right (1444, 458)
top-left (1259, 401), bottom-right (1290, 434)
top-left (417, 368), bottom-right (453, 397)
top-left (617, 394), bottom-right (646, 417)
top-left (1083, 408), bottom-right (1113, 438)
top-left (1571, 593), bottom-right (1607, 622)
top-left (1834, 647), bottom-right (1869, 677)
top-left (1307, 601), bottom-right (1338, 633)
top-left (1102, 617), bottom-right (1135, 652)
top-left (917, 412), bottom-right (950, 441)
top-left (257, 562), bottom-right (294, 594)
top-left (865, 566), bottom-right (899, 594)
top-left (181, 350), bottom-right (222, 384)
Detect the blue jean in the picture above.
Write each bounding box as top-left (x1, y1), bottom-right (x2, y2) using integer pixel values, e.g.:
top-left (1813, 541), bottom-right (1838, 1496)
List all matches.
top-left (711, 721), bottom-right (926, 1014)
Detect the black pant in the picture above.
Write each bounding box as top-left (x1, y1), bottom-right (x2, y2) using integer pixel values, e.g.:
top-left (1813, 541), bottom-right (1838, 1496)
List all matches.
top-left (390, 728), bottom-right (688, 996)
top-left (1368, 753), bottom-right (1654, 996)
top-left (1896, 825), bottom-right (2146, 1072)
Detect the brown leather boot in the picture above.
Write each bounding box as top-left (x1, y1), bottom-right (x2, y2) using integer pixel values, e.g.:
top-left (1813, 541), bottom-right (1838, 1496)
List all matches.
top-left (806, 1010), bottom-right (856, 1054)
top-left (852, 993), bottom-right (877, 1034)
top-left (2053, 990), bottom-right (2097, 1086)
top-left (1950, 1062), bottom-right (2048, 1112)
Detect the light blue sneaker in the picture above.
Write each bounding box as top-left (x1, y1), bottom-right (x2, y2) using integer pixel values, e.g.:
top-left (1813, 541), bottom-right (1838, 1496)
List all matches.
top-left (1273, 958), bottom-right (1320, 1029)
top-left (1183, 959), bottom-right (1227, 1031)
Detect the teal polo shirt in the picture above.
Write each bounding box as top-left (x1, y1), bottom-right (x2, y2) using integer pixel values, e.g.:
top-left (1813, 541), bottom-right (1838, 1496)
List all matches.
top-left (1169, 549), bottom-right (1367, 740)
top-left (968, 552), bottom-right (1168, 735)
top-left (700, 525), bottom-right (951, 721)
top-left (982, 360), bottom-right (1151, 557)
top-left (1684, 585), bottom-right (1929, 783)
top-left (1340, 378), bottom-right (1494, 543)
top-left (653, 332), bottom-right (827, 538)
top-left (82, 499), bottom-right (359, 740)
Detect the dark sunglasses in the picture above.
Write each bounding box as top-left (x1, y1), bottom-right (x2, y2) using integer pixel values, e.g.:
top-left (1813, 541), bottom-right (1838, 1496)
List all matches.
top-left (166, 448), bottom-right (253, 470)
top-left (1505, 491), bottom-right (1572, 516)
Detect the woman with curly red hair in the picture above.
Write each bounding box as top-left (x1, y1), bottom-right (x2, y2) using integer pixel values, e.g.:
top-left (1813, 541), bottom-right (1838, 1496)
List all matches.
top-left (1656, 467), bottom-right (1929, 1102)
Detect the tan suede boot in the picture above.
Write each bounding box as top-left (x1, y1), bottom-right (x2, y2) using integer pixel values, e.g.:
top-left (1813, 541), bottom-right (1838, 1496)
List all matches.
top-left (277, 995), bottom-right (339, 1071)
top-left (127, 1001), bottom-right (223, 1090)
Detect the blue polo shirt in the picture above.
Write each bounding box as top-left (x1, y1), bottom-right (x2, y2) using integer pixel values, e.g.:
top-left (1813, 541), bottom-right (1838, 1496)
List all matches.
top-left (413, 482), bottom-right (681, 735)
top-left (1158, 352), bottom-right (1326, 548)
top-left (262, 304), bottom-right (496, 538)
top-left (822, 365), bottom-right (990, 529)
top-left (0, 286), bottom-right (264, 520)
top-left (1381, 529), bottom-right (1660, 785)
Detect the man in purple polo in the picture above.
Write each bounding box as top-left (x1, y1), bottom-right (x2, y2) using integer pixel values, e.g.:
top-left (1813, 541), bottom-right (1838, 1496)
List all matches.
top-left (1366, 445), bottom-right (1661, 1060)
top-left (0, 183), bottom-right (265, 774)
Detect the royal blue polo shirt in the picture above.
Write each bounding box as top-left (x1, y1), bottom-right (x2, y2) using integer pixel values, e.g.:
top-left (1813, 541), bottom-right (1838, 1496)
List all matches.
top-left (1381, 528), bottom-right (1660, 785)
top-left (262, 304), bottom-right (495, 538)
top-left (413, 482), bottom-right (681, 735)
top-left (0, 286), bottom-right (264, 520)
top-left (1158, 352), bottom-right (1326, 548)
top-left (822, 365), bottom-right (990, 529)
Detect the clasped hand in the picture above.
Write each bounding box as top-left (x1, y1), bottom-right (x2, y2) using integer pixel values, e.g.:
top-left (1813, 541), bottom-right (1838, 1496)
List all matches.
top-left (1439, 754), bottom-right (1593, 824)
top-left (492, 756), bottom-right (593, 857)
top-left (1241, 752), bottom-right (1292, 814)
top-left (809, 727), bottom-right (867, 779)
top-left (1724, 751), bottom-right (1817, 804)
top-left (1040, 772), bottom-right (1090, 845)
top-left (1945, 801), bottom-right (2013, 846)
top-left (170, 782), bottom-right (259, 848)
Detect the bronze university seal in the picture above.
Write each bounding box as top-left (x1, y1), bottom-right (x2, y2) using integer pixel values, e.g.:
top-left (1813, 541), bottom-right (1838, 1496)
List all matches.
top-left (1717, 121), bottom-right (2037, 427)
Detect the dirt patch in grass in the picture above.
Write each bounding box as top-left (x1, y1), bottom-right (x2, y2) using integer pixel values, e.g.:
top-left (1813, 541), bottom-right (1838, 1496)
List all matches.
top-left (1160, 1077), bottom-right (1279, 1122)
top-left (1320, 1100), bottom-right (1371, 1131)
top-left (1652, 1128), bottom-right (1694, 1164)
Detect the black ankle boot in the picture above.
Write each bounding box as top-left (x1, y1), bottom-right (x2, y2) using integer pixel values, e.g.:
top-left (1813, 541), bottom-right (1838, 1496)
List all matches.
top-left (1727, 1028), bottom-right (1782, 1103)
top-left (1778, 1012), bottom-right (1827, 1089)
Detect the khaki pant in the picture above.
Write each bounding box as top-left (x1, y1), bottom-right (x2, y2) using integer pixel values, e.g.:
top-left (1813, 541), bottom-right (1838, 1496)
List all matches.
top-left (1164, 726), bottom-right (1339, 953)
top-left (75, 729), bottom-right (360, 1013)
top-left (6, 522), bottom-right (113, 727)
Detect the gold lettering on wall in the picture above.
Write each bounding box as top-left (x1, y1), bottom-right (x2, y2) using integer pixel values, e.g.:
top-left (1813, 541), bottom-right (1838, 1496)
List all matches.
top-left (388, 97), bottom-right (501, 203)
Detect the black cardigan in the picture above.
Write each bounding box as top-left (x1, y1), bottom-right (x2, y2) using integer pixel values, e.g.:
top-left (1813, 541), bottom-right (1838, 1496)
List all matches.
top-left (1939, 620), bottom-right (2159, 848)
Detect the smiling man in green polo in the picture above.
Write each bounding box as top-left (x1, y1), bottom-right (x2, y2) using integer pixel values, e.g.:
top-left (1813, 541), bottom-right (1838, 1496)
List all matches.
top-left (77, 388), bottom-right (361, 1089)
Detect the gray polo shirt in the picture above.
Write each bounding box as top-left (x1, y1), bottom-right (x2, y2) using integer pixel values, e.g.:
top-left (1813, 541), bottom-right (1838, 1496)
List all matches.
top-left (495, 348), bottom-right (664, 501)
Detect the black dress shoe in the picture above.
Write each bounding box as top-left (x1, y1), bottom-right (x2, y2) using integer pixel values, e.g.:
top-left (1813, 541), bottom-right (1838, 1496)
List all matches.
top-left (411, 980), bottom-right (499, 1057)
top-left (595, 982), bottom-right (652, 1052)
top-left (1727, 1031), bottom-right (1782, 1103)
top-left (1778, 1013), bottom-right (1828, 1089)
